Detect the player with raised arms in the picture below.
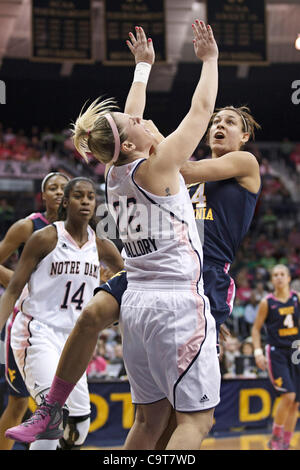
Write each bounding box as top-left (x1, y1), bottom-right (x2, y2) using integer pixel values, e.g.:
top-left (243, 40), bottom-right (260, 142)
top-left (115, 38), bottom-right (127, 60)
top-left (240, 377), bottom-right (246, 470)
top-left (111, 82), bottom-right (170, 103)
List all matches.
top-left (6, 23), bottom-right (261, 449)
top-left (5, 21), bottom-right (220, 450)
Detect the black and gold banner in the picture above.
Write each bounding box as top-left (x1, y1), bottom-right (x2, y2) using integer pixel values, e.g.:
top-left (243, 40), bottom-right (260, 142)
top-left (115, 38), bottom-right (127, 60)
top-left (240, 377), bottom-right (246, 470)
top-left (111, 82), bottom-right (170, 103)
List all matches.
top-left (104, 0), bottom-right (166, 64)
top-left (206, 0), bottom-right (267, 64)
top-left (31, 0), bottom-right (93, 62)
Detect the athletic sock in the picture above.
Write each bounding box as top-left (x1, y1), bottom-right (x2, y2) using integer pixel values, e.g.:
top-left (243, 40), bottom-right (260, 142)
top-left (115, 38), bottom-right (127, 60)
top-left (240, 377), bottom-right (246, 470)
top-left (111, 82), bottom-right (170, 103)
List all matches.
top-left (46, 375), bottom-right (76, 407)
top-left (272, 423), bottom-right (284, 439)
top-left (283, 431), bottom-right (293, 448)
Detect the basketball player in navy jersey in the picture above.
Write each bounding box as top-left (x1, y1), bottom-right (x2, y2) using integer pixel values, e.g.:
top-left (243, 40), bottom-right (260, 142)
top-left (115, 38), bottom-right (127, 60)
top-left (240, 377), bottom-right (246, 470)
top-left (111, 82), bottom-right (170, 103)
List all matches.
top-left (252, 265), bottom-right (300, 450)
top-left (1, 178), bottom-right (123, 450)
top-left (0, 172), bottom-right (69, 450)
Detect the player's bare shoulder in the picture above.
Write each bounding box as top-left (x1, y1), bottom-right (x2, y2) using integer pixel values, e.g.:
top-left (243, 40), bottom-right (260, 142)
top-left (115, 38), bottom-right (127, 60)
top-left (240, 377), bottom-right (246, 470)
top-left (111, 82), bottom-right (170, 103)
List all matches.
top-left (235, 151), bottom-right (260, 193)
top-left (26, 225), bottom-right (58, 258)
top-left (5, 217), bottom-right (35, 244)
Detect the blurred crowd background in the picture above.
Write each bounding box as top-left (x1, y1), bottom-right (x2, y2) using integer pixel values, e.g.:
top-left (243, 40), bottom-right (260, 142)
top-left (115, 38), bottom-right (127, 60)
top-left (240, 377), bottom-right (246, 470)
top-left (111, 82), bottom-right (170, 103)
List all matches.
top-left (0, 122), bottom-right (300, 381)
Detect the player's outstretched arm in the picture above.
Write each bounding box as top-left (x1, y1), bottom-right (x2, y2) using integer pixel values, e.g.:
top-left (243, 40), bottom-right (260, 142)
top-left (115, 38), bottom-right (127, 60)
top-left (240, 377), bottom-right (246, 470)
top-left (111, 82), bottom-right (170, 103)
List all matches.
top-left (124, 26), bottom-right (155, 118)
top-left (181, 151), bottom-right (260, 184)
top-left (0, 226), bottom-right (57, 331)
top-left (153, 21), bottom-right (218, 172)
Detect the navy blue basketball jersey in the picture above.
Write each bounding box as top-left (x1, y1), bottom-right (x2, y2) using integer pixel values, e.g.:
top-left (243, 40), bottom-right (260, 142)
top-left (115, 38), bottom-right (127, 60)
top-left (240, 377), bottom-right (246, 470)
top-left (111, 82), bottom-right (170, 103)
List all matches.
top-left (18, 212), bottom-right (49, 257)
top-left (188, 178), bottom-right (260, 266)
top-left (265, 292), bottom-right (300, 348)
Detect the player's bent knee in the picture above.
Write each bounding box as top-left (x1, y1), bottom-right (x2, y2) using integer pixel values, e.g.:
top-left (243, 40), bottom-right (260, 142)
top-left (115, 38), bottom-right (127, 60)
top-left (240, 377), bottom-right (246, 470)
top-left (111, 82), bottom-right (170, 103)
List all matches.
top-left (79, 293), bottom-right (119, 331)
top-left (282, 392), bottom-right (296, 406)
top-left (135, 402), bottom-right (171, 439)
top-left (177, 408), bottom-right (214, 437)
top-left (59, 414), bottom-right (90, 450)
top-left (77, 305), bottom-right (100, 332)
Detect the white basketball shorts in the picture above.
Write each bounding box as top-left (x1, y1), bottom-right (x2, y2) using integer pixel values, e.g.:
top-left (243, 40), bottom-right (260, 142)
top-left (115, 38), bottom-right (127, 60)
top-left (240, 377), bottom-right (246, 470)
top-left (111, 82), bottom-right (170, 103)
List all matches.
top-left (119, 283), bottom-right (221, 412)
top-left (11, 312), bottom-right (90, 417)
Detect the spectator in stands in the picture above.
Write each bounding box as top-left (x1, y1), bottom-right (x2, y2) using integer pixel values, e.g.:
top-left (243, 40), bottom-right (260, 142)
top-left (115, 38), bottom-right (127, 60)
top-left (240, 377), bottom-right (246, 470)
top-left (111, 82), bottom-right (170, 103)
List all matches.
top-left (221, 335), bottom-right (241, 378)
top-left (259, 207), bottom-right (278, 239)
top-left (0, 142), bottom-right (12, 160)
top-left (259, 158), bottom-right (274, 177)
top-left (107, 343), bottom-right (127, 380)
top-left (230, 297), bottom-right (245, 338)
top-left (255, 233), bottom-right (274, 256)
top-left (289, 143), bottom-right (300, 172)
top-left (259, 248), bottom-right (277, 272)
top-left (253, 281), bottom-right (268, 303)
top-left (279, 138), bottom-right (295, 166)
top-left (235, 268), bottom-right (252, 304)
top-left (3, 128), bottom-right (16, 145)
top-left (86, 339), bottom-right (107, 379)
top-left (243, 292), bottom-right (259, 338)
top-left (288, 225), bottom-right (300, 250)
top-left (240, 338), bottom-right (254, 356)
top-left (237, 338), bottom-right (257, 378)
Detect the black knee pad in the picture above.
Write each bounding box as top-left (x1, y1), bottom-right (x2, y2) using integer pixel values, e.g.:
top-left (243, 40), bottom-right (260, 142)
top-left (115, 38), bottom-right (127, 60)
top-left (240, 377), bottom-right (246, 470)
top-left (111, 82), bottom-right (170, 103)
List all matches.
top-left (59, 414), bottom-right (90, 450)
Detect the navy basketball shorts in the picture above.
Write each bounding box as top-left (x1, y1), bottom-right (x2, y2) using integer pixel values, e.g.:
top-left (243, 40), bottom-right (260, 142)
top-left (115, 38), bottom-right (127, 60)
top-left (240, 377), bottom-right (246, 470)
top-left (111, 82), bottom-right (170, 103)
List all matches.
top-left (203, 263), bottom-right (236, 333)
top-left (4, 317), bottom-right (29, 397)
top-left (266, 345), bottom-right (300, 400)
top-left (94, 269), bottom-right (128, 306)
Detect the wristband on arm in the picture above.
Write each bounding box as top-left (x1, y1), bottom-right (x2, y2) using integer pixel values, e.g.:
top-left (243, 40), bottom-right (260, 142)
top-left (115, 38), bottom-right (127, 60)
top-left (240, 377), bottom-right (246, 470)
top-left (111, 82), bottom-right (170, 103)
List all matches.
top-left (133, 62), bottom-right (152, 84)
top-left (254, 348), bottom-right (263, 357)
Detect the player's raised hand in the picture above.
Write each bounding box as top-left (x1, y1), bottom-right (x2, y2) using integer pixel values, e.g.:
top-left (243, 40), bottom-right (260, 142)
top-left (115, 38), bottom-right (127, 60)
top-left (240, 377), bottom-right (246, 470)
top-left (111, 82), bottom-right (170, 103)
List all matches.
top-left (192, 20), bottom-right (218, 62)
top-left (126, 26), bottom-right (155, 65)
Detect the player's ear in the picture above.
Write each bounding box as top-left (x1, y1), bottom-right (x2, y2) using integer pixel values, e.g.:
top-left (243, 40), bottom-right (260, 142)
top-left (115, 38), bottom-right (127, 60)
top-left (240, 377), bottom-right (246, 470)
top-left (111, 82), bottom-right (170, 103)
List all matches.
top-left (121, 140), bottom-right (136, 155)
top-left (241, 132), bottom-right (250, 145)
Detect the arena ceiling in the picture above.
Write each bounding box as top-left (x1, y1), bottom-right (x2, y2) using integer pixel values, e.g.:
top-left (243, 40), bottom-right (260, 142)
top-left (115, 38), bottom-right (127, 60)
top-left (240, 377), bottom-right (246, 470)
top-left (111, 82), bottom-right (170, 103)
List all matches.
top-left (0, 0), bottom-right (299, 92)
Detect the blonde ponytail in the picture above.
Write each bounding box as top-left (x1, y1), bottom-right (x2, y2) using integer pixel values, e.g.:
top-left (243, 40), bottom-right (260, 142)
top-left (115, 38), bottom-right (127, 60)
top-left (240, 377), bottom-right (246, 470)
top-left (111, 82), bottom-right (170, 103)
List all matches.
top-left (71, 97), bottom-right (124, 164)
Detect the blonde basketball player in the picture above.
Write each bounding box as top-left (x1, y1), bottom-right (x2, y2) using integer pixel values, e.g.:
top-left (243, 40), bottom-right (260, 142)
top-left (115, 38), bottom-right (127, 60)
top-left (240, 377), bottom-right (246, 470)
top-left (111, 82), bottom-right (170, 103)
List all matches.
top-left (85, 21), bottom-right (219, 450)
top-left (6, 22), bottom-right (220, 450)
top-left (0, 177), bottom-right (123, 450)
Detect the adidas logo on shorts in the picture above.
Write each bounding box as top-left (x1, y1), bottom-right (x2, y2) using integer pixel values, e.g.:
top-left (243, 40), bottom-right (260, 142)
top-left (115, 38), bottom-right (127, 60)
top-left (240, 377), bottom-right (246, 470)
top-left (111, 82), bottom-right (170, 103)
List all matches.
top-left (200, 394), bottom-right (209, 403)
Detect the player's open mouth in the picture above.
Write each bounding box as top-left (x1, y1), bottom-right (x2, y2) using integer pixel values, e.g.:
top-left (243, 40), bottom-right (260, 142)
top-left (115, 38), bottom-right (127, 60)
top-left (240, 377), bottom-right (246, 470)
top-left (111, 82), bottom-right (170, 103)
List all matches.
top-left (214, 132), bottom-right (225, 140)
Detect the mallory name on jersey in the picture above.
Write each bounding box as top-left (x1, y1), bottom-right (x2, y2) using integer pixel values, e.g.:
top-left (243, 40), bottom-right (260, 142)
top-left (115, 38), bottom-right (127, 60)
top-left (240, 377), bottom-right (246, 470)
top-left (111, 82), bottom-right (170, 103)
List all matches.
top-left (123, 237), bottom-right (158, 258)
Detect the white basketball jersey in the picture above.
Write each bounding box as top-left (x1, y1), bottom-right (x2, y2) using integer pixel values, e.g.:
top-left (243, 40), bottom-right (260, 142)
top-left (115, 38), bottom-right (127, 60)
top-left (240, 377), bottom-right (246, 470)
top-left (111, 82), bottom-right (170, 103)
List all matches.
top-left (106, 158), bottom-right (204, 292)
top-left (20, 221), bottom-right (100, 331)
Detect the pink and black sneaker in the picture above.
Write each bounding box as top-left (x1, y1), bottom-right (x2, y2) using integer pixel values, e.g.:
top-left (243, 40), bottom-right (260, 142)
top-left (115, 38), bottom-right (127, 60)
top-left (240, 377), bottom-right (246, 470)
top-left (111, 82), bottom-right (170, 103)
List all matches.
top-left (5, 400), bottom-right (65, 443)
top-left (267, 435), bottom-right (283, 450)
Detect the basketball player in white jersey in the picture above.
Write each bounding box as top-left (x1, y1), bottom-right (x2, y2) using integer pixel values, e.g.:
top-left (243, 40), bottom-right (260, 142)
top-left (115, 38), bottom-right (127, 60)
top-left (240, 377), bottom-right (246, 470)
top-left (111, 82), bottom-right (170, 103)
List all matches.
top-left (82, 21), bottom-right (218, 450)
top-left (6, 22), bottom-right (220, 450)
top-left (0, 172), bottom-right (69, 450)
top-left (0, 177), bottom-right (123, 450)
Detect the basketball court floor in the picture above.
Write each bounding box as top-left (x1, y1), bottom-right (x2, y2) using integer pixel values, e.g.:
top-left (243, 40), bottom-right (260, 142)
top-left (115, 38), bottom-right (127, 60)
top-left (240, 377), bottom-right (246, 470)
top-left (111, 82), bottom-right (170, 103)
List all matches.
top-left (83, 430), bottom-right (300, 450)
